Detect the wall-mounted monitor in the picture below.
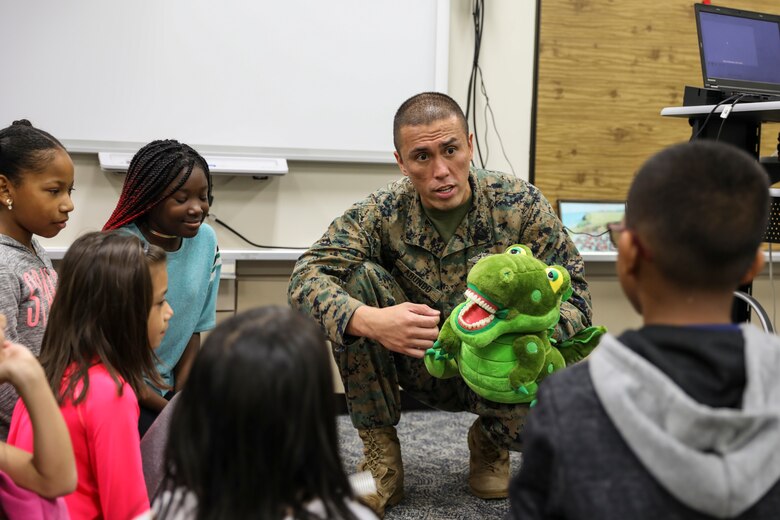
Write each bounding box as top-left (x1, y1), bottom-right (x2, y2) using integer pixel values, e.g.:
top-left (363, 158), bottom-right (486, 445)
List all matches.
top-left (557, 200), bottom-right (626, 254)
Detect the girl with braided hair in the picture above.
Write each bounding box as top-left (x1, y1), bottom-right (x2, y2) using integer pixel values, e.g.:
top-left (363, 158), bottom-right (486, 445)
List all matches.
top-left (0, 119), bottom-right (74, 439)
top-left (103, 139), bottom-right (220, 435)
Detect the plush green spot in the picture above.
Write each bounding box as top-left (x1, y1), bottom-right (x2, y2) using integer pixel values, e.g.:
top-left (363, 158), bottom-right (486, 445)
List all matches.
top-left (547, 363), bottom-right (554, 374)
top-left (531, 289), bottom-right (542, 302)
top-left (516, 385), bottom-right (530, 395)
top-left (530, 399), bottom-right (538, 407)
top-left (526, 342), bottom-right (538, 354)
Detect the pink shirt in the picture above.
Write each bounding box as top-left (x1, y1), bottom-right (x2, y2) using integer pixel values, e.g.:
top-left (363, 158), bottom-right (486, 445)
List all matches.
top-left (8, 364), bottom-right (149, 520)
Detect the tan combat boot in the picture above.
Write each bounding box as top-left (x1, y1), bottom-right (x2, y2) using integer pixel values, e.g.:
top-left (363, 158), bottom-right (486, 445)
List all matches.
top-left (356, 426), bottom-right (404, 518)
top-left (467, 418), bottom-right (509, 499)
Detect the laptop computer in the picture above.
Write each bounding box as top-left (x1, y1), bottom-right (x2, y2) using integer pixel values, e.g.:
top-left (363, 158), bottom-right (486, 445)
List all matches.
top-left (695, 3), bottom-right (780, 98)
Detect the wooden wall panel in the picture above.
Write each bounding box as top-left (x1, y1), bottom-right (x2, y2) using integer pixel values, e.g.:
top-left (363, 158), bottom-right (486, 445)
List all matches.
top-left (535, 0), bottom-right (780, 205)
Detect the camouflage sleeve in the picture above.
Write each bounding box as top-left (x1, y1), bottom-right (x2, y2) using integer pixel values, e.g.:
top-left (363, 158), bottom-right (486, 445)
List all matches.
top-left (520, 188), bottom-right (593, 341)
top-left (287, 201), bottom-right (379, 346)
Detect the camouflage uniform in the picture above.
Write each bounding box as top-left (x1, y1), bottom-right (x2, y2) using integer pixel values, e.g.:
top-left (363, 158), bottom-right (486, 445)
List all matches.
top-left (288, 168), bottom-right (592, 451)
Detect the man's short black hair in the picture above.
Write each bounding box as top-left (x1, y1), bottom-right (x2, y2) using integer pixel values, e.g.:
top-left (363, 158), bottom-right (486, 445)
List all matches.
top-left (626, 140), bottom-right (769, 291)
top-left (393, 92), bottom-right (469, 153)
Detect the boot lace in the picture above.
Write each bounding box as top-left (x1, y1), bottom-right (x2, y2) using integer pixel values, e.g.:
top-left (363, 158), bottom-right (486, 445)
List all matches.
top-left (363, 430), bottom-right (383, 472)
top-left (472, 426), bottom-right (506, 474)
top-left (478, 445), bottom-right (504, 473)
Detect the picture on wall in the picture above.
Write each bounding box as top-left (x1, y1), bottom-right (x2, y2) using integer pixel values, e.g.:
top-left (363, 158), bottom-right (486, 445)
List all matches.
top-left (556, 200), bottom-right (626, 253)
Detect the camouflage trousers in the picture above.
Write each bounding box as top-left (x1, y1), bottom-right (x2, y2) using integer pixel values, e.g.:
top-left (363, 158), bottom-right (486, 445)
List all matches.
top-left (335, 262), bottom-right (529, 452)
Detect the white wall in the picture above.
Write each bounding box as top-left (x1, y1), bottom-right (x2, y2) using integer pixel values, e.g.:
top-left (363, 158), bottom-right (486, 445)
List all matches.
top-left (448, 0), bottom-right (536, 180)
top-left (39, 0), bottom-right (537, 250)
top-left (37, 1), bottom-right (652, 338)
top-left (42, 155), bottom-right (401, 251)
top-left (1, 1), bottom-right (447, 162)
top-left (33, 1), bottom-right (780, 342)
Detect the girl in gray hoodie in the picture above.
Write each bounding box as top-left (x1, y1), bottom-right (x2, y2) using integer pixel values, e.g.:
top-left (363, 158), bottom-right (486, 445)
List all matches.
top-left (0, 120), bottom-right (74, 439)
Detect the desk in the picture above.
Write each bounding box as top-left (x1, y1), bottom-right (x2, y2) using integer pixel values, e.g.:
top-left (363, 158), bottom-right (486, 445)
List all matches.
top-left (45, 247), bottom-right (306, 262)
top-left (43, 247), bottom-right (780, 265)
top-left (662, 99), bottom-right (780, 321)
top-left (47, 247), bottom-right (622, 265)
top-left (661, 101), bottom-right (780, 123)
top-left (45, 247), bottom-right (307, 280)
top-left (661, 100), bottom-right (780, 156)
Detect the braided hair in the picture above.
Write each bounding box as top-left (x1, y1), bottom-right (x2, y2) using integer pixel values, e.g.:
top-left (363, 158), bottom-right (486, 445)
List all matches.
top-left (103, 140), bottom-right (212, 231)
top-left (0, 119), bottom-right (65, 184)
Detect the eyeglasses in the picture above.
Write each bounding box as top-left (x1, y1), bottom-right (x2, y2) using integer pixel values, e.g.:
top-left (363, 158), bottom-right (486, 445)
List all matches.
top-left (606, 222), bottom-right (625, 249)
top-left (606, 221), bottom-right (653, 260)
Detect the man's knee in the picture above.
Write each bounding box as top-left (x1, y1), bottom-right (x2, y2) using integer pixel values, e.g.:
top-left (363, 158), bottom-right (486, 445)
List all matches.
top-left (344, 261), bottom-right (408, 308)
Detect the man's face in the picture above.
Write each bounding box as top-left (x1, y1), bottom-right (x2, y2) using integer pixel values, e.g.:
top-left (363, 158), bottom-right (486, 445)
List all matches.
top-left (394, 115), bottom-right (474, 211)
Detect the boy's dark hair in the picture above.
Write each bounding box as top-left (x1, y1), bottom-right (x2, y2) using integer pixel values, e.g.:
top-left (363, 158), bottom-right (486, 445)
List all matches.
top-left (393, 92), bottom-right (469, 152)
top-left (157, 306), bottom-right (359, 520)
top-left (626, 140), bottom-right (769, 290)
top-left (39, 231), bottom-right (166, 404)
top-left (103, 139), bottom-right (212, 231)
top-left (0, 119), bottom-right (65, 184)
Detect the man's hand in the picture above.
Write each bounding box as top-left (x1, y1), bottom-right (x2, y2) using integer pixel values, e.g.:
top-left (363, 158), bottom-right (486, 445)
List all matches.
top-left (347, 303), bottom-right (441, 358)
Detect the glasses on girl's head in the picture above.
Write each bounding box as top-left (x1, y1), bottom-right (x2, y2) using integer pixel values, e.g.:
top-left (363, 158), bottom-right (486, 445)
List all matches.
top-left (606, 222), bottom-right (625, 249)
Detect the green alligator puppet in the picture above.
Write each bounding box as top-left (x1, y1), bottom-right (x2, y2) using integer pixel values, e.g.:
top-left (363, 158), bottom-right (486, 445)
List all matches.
top-left (424, 244), bottom-right (604, 404)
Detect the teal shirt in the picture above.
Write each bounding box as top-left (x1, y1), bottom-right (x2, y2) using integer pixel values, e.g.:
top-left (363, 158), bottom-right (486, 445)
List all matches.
top-left (124, 222), bottom-right (221, 393)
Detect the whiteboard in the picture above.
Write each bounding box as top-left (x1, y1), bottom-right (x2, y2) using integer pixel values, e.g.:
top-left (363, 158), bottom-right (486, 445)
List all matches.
top-left (0, 1), bottom-right (449, 163)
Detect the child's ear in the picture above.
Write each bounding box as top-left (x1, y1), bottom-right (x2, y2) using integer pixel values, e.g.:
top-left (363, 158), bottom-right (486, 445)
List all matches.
top-left (740, 249), bottom-right (766, 285)
top-left (0, 175), bottom-right (12, 198)
top-left (619, 229), bottom-right (641, 274)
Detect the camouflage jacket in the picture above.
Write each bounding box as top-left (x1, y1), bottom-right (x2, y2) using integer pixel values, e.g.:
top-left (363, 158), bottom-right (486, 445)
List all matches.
top-left (288, 168), bottom-right (593, 347)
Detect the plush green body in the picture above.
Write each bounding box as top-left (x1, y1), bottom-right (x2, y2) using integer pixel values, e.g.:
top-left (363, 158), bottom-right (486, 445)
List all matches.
top-left (424, 245), bottom-right (603, 404)
top-left (453, 329), bottom-right (565, 403)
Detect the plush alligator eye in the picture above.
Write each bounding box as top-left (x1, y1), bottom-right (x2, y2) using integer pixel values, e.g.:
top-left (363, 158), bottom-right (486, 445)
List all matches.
top-left (508, 246), bottom-right (526, 255)
top-left (546, 267), bottom-right (564, 293)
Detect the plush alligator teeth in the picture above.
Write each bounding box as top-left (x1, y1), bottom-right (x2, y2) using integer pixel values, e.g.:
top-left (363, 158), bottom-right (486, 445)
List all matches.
top-left (457, 301), bottom-right (496, 330)
top-left (463, 288), bottom-right (498, 314)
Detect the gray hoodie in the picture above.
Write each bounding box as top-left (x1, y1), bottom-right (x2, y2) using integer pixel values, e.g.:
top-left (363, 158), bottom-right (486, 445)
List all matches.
top-left (0, 233), bottom-right (57, 438)
top-left (590, 327), bottom-right (780, 518)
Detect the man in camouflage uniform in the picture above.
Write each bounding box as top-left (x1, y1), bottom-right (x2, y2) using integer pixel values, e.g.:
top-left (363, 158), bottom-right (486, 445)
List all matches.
top-left (288, 92), bottom-right (592, 516)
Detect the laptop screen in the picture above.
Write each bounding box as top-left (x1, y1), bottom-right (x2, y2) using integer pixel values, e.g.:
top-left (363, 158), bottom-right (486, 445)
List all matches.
top-left (695, 3), bottom-right (780, 96)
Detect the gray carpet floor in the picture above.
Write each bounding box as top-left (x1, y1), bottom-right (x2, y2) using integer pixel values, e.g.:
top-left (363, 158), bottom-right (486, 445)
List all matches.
top-left (337, 411), bottom-right (521, 519)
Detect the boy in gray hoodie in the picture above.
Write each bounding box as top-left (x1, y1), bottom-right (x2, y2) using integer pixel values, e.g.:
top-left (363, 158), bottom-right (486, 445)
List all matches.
top-left (509, 140), bottom-right (780, 519)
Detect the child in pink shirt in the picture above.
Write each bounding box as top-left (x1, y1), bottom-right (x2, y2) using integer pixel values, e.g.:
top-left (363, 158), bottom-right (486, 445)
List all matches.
top-left (8, 231), bottom-right (173, 520)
